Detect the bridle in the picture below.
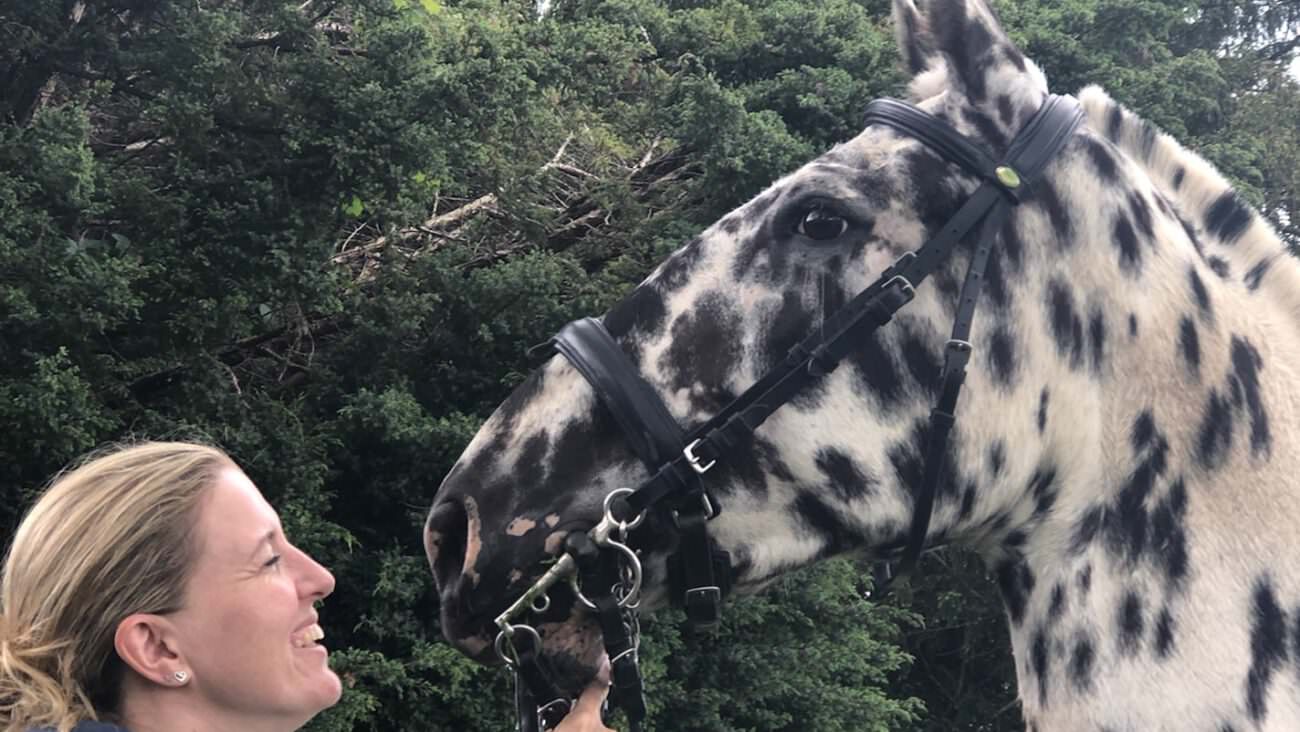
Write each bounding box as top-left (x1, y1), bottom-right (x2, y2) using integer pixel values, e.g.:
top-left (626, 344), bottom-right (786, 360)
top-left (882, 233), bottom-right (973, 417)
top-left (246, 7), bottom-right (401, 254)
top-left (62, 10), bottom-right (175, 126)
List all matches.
top-left (490, 92), bottom-right (1084, 731)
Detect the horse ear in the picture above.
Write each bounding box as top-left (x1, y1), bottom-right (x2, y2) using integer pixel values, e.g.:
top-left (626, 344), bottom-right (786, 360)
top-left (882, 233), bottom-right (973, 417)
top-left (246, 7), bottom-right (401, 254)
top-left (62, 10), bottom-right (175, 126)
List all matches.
top-left (892, 0), bottom-right (939, 77)
top-left (892, 0), bottom-right (1046, 106)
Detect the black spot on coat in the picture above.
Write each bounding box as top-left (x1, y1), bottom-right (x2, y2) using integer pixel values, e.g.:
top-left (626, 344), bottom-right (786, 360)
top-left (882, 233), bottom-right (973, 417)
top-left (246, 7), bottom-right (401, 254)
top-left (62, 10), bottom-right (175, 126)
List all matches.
top-left (1047, 281), bottom-right (1085, 367)
top-left (1131, 411), bottom-right (1155, 451)
top-left (1032, 628), bottom-right (1051, 704)
top-left (660, 291), bottom-right (743, 409)
top-left (1072, 505), bottom-right (1104, 553)
top-left (1205, 191), bottom-right (1253, 245)
top-left (1113, 215), bottom-right (1141, 273)
top-left (1231, 336), bottom-right (1270, 457)
top-left (1069, 635), bottom-right (1095, 691)
top-left (1026, 180), bottom-right (1071, 246)
top-left (1150, 478), bottom-right (1189, 588)
top-left (1246, 578), bottom-right (1289, 721)
top-left (1082, 136), bottom-right (1118, 181)
top-left (816, 448), bottom-right (875, 501)
top-left (1118, 590), bottom-right (1145, 654)
top-left (655, 237), bottom-right (704, 293)
top-left (996, 559), bottom-right (1036, 626)
top-left (604, 284), bottom-right (668, 343)
top-left (1179, 317), bottom-right (1200, 375)
top-left (1189, 267), bottom-right (1212, 320)
top-left (1208, 256), bottom-right (1231, 279)
top-left (1155, 606), bottom-right (1176, 658)
top-left (988, 326), bottom-right (1018, 387)
top-left (1088, 310), bottom-right (1106, 372)
top-left (1049, 583), bottom-right (1067, 618)
top-left (1244, 259), bottom-right (1271, 291)
top-left (989, 440), bottom-right (1006, 478)
top-left (1129, 192), bottom-right (1154, 239)
top-left (899, 323), bottom-right (941, 396)
top-left (1196, 389), bottom-right (1233, 469)
top-left (794, 491), bottom-right (862, 558)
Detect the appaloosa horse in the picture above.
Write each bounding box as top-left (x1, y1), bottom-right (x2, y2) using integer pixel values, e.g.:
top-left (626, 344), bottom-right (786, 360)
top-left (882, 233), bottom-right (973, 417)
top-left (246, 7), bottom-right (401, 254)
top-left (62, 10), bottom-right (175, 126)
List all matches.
top-left (426, 0), bottom-right (1300, 729)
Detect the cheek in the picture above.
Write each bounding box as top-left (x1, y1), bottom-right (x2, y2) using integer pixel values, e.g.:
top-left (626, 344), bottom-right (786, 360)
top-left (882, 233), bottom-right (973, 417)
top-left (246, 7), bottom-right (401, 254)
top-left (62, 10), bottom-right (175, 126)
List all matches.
top-left (194, 580), bottom-right (300, 660)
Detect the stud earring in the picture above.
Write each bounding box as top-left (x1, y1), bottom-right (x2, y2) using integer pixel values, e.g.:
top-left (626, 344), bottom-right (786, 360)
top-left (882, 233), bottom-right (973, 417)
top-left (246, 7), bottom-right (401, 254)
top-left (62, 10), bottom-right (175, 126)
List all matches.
top-left (173, 670), bottom-right (189, 684)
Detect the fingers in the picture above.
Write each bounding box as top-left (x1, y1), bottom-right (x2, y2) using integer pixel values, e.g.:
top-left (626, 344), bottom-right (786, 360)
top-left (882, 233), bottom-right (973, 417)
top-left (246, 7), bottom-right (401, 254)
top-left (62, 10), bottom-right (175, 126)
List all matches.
top-left (554, 658), bottom-right (615, 732)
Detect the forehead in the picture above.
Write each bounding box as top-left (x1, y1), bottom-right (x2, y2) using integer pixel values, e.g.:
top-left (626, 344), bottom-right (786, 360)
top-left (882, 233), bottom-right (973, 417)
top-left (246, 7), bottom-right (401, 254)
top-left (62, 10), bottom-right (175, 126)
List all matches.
top-left (717, 127), bottom-right (924, 235)
top-left (195, 467), bottom-right (279, 557)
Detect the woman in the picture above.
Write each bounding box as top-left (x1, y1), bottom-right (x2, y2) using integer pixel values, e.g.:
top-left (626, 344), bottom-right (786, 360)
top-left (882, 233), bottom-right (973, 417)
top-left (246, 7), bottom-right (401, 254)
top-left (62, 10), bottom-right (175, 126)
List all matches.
top-left (0, 442), bottom-right (613, 732)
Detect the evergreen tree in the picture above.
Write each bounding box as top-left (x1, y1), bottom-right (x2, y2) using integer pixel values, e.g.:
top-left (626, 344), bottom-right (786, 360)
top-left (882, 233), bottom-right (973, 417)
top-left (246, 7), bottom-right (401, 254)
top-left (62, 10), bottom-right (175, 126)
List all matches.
top-left (1, 1), bottom-right (1296, 729)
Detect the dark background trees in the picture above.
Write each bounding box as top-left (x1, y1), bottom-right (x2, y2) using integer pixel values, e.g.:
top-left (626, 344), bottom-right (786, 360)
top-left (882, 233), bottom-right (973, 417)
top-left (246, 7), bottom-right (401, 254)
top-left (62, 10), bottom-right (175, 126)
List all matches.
top-left (2, 1), bottom-right (1296, 729)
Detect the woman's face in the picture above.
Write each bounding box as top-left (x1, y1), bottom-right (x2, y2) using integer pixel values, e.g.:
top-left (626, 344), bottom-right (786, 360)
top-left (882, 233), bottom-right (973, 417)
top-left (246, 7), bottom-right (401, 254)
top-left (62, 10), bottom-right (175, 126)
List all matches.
top-left (169, 466), bottom-right (342, 728)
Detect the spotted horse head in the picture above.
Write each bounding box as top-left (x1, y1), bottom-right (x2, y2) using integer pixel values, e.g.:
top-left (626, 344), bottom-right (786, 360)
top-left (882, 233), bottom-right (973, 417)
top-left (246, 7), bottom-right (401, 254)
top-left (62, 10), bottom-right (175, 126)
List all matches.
top-left (427, 0), bottom-right (1300, 729)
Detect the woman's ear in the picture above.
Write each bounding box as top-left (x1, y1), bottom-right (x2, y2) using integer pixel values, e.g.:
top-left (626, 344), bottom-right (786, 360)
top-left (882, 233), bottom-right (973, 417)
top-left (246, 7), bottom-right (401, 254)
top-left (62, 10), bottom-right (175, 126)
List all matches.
top-left (114, 614), bottom-right (189, 687)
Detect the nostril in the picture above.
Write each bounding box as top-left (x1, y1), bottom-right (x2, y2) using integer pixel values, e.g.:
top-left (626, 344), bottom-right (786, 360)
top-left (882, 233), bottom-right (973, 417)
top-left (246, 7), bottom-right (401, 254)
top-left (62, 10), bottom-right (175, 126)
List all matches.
top-left (426, 500), bottom-right (468, 593)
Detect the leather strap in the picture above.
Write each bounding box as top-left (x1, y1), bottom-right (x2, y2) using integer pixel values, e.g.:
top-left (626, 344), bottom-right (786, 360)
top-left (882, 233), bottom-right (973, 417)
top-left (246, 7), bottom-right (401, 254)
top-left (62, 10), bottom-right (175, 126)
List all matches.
top-left (863, 99), bottom-right (1002, 186)
top-left (519, 92), bottom-right (1083, 732)
top-left (546, 92), bottom-right (1082, 627)
top-left (553, 318), bottom-right (685, 472)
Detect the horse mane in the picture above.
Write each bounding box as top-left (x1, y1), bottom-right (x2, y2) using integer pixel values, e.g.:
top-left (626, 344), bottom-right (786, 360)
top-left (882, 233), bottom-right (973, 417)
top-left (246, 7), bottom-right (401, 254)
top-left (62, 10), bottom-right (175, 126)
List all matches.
top-left (1077, 84), bottom-right (1300, 321)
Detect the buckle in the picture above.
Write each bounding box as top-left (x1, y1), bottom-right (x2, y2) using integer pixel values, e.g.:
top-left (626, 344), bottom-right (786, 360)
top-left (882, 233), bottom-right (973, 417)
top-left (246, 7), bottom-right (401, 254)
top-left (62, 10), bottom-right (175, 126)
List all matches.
top-left (683, 438), bottom-right (716, 475)
top-left (883, 273), bottom-right (916, 303)
top-left (684, 586), bottom-right (722, 628)
top-left (943, 339), bottom-right (973, 371)
top-left (697, 492), bottom-right (717, 520)
top-left (671, 492), bottom-right (718, 526)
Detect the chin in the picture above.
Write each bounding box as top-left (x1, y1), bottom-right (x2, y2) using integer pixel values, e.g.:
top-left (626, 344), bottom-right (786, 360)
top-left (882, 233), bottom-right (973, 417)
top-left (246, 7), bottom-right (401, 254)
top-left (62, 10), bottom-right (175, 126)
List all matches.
top-left (533, 619), bottom-right (607, 695)
top-left (306, 668), bottom-right (344, 710)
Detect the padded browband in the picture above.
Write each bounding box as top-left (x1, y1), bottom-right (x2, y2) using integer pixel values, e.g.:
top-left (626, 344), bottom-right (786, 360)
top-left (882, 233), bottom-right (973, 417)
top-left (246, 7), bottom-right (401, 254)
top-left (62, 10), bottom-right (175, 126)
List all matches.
top-left (864, 94), bottom-right (1083, 193)
top-left (863, 98), bottom-right (1001, 185)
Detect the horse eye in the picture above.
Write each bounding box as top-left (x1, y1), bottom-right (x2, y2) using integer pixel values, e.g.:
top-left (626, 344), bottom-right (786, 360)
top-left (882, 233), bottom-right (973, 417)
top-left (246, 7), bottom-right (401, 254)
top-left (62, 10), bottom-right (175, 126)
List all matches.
top-left (796, 207), bottom-right (849, 240)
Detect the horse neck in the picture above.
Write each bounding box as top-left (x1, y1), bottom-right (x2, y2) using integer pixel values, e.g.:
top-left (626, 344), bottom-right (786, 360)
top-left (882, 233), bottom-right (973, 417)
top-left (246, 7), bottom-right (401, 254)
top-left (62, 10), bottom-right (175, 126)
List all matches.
top-left (970, 94), bottom-right (1300, 727)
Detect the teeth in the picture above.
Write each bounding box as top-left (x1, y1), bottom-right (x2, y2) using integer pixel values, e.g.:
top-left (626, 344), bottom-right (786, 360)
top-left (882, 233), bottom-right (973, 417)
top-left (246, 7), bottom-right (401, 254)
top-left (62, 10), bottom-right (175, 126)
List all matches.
top-left (292, 624), bottom-right (324, 648)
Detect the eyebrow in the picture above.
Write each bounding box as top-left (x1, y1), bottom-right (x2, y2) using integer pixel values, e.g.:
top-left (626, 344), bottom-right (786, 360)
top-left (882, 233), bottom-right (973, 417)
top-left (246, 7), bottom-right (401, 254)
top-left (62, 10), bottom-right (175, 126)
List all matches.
top-left (248, 529), bottom-right (277, 561)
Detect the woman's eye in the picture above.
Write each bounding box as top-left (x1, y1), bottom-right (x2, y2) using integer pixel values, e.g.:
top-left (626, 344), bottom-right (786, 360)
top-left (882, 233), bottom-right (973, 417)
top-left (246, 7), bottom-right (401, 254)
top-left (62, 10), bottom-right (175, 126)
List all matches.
top-left (264, 554), bottom-right (282, 569)
top-left (796, 207), bottom-right (849, 240)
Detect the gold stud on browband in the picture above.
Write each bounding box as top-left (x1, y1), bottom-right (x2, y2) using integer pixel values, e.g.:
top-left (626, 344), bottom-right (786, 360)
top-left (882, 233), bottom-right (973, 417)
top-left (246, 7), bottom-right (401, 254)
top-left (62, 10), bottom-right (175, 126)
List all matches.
top-left (995, 166), bottom-right (1022, 188)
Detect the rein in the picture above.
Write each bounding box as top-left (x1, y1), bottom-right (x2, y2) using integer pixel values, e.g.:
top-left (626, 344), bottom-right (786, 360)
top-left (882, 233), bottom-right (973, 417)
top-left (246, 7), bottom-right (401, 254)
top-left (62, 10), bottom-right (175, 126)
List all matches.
top-left (494, 93), bottom-right (1084, 731)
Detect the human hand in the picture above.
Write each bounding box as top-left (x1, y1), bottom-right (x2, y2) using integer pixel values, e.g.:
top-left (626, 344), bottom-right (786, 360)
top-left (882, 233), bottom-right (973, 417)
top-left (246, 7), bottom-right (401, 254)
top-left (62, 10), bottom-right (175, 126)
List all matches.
top-left (552, 657), bottom-right (615, 732)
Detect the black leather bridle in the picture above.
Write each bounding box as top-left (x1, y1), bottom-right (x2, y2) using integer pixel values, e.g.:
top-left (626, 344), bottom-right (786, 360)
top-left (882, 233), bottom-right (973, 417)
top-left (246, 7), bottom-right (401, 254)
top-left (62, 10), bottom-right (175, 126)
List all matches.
top-left (498, 93), bottom-right (1084, 731)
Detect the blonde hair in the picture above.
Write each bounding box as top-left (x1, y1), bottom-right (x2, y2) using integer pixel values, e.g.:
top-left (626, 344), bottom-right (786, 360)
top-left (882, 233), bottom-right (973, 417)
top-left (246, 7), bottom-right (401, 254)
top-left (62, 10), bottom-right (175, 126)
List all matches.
top-left (0, 441), bottom-right (232, 732)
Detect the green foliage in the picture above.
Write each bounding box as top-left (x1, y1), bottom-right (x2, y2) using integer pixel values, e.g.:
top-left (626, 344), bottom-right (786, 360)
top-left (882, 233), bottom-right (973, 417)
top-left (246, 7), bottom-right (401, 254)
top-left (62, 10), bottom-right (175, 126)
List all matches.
top-left (635, 560), bottom-right (924, 732)
top-left (1, 0), bottom-right (1297, 730)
